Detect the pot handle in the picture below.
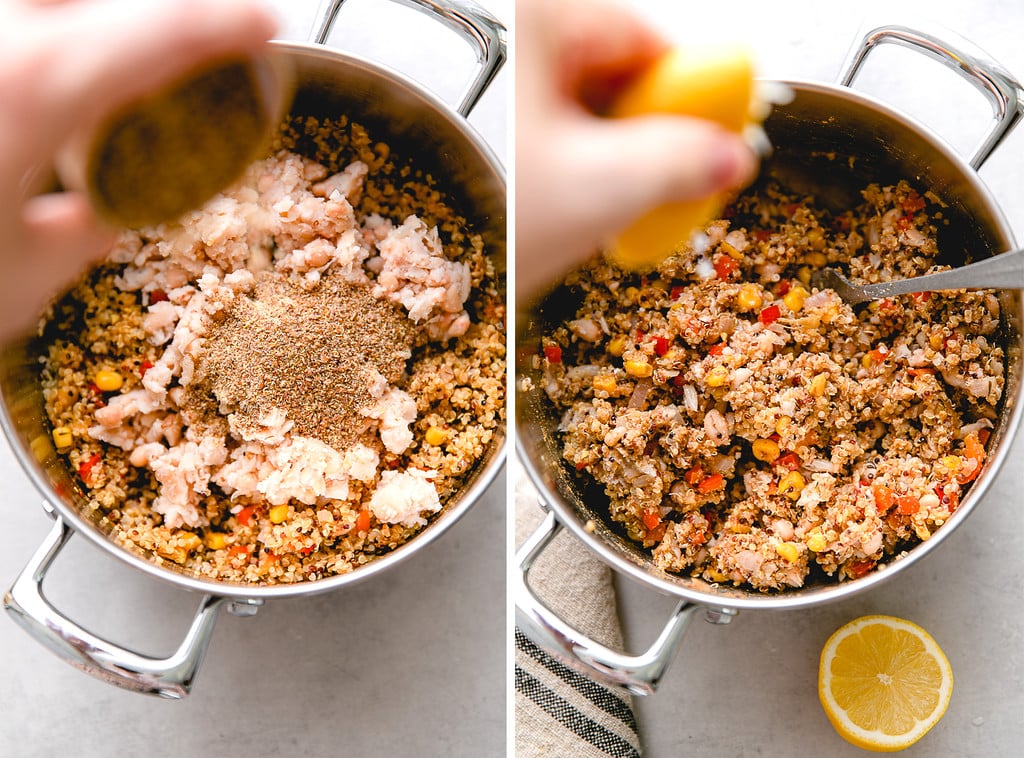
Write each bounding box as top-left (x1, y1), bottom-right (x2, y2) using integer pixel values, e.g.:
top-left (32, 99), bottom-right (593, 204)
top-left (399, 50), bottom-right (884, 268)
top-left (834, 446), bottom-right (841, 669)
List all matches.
top-left (2, 515), bottom-right (227, 699)
top-left (515, 509), bottom-right (717, 696)
top-left (313, 0), bottom-right (506, 118)
top-left (838, 24), bottom-right (1024, 170)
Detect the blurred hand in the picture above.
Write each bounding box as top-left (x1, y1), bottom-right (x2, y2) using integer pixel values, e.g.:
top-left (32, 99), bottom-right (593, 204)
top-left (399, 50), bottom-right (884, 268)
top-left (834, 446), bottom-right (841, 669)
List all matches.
top-left (0, 0), bottom-right (278, 341)
top-left (515, 0), bottom-right (757, 300)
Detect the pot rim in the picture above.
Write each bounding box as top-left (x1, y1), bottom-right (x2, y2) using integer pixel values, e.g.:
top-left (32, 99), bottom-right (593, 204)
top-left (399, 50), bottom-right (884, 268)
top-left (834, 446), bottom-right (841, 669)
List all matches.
top-left (516, 76), bottom-right (1023, 612)
top-left (2, 38), bottom-right (507, 601)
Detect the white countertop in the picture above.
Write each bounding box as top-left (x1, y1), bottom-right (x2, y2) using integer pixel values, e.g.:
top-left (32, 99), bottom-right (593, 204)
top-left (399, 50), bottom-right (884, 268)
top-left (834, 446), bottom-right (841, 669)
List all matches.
top-left (612, 1), bottom-right (1024, 755)
top-left (0, 1), bottom-right (508, 756)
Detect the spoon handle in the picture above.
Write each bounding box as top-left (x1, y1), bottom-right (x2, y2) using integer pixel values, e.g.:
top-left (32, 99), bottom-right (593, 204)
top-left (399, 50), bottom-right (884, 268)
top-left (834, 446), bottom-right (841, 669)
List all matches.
top-left (857, 247), bottom-right (1024, 299)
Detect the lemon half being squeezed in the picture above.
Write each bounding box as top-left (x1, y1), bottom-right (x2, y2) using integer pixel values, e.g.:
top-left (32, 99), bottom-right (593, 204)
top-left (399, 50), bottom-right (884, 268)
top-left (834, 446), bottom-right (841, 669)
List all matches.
top-left (608, 46), bottom-right (775, 270)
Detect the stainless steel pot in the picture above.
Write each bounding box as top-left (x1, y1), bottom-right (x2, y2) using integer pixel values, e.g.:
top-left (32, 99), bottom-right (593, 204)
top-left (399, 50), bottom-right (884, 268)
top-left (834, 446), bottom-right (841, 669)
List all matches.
top-left (516, 24), bottom-right (1024, 696)
top-left (1, 0), bottom-right (506, 699)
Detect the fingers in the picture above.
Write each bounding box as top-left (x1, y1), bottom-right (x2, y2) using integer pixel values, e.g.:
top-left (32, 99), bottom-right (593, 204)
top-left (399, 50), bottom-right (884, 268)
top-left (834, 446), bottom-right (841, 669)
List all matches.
top-left (515, 115), bottom-right (757, 301)
top-left (21, 191), bottom-right (115, 266)
top-left (19, 0), bottom-right (279, 158)
top-left (568, 115), bottom-right (757, 231)
top-left (1, 191), bottom-right (114, 341)
top-left (558, 2), bottom-right (668, 112)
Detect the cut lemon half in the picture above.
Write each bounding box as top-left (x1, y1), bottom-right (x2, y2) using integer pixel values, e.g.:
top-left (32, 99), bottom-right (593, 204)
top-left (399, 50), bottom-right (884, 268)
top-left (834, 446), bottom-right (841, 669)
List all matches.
top-left (818, 615), bottom-right (954, 752)
top-left (608, 46), bottom-right (771, 270)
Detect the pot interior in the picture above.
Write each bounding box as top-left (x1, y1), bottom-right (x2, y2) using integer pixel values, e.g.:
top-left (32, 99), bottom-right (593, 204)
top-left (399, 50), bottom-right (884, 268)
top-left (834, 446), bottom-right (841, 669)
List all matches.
top-left (516, 80), bottom-right (1022, 608)
top-left (0, 42), bottom-right (506, 594)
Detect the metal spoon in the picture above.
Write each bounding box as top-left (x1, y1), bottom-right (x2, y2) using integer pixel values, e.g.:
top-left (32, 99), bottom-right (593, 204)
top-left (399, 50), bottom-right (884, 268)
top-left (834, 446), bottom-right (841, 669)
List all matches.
top-left (811, 248), bottom-right (1024, 305)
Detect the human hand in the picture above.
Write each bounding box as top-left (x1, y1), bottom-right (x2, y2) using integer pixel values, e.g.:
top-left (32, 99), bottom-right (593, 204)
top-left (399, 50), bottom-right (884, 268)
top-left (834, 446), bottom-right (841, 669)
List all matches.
top-left (515, 0), bottom-right (758, 300)
top-left (0, 0), bottom-right (278, 342)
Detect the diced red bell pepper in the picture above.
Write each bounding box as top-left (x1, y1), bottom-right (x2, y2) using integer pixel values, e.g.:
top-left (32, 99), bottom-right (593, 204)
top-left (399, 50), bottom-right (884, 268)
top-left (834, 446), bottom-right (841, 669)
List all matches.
top-left (713, 254), bottom-right (739, 280)
top-left (543, 345), bottom-right (562, 364)
top-left (697, 473), bottom-right (725, 493)
top-left (900, 191), bottom-right (926, 215)
top-left (774, 279), bottom-right (792, 296)
top-left (848, 559), bottom-right (875, 578)
top-left (896, 495), bottom-right (920, 515)
top-left (684, 465), bottom-right (705, 486)
top-left (957, 433), bottom-right (986, 484)
top-left (708, 342), bottom-right (726, 357)
top-left (759, 304), bottom-right (781, 326)
top-left (653, 336), bottom-right (670, 356)
top-left (356, 509), bottom-right (372, 533)
top-left (236, 505), bottom-right (256, 527)
top-left (642, 508), bottom-right (662, 531)
top-left (139, 360), bottom-right (154, 378)
top-left (149, 289), bottom-right (169, 304)
top-left (76, 453), bottom-right (101, 481)
top-left (872, 483), bottom-right (895, 512)
top-left (776, 452), bottom-right (801, 471)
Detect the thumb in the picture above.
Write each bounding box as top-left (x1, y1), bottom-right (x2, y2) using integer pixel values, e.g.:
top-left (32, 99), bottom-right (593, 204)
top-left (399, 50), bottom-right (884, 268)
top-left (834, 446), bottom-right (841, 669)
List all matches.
top-left (1, 192), bottom-right (115, 341)
top-left (573, 115), bottom-right (757, 233)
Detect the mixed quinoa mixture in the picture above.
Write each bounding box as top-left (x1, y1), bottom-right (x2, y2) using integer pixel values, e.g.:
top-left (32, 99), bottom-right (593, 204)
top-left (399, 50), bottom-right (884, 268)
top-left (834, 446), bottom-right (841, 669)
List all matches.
top-left (41, 116), bottom-right (505, 584)
top-left (540, 180), bottom-right (1001, 591)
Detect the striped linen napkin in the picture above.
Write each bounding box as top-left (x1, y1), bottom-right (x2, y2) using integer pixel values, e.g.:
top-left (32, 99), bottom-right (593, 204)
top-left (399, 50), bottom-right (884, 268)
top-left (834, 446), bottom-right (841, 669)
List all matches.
top-left (514, 471), bottom-right (643, 757)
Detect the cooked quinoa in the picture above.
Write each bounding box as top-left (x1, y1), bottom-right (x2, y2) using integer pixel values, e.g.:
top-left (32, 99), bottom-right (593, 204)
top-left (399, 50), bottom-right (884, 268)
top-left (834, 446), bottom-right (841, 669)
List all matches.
top-left (541, 180), bottom-right (1001, 591)
top-left (40, 116), bottom-right (505, 584)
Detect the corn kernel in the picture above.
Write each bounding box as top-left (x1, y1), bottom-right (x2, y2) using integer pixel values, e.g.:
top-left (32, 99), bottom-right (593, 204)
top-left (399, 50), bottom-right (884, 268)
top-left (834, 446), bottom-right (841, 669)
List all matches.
top-left (180, 532), bottom-right (203, 552)
top-left (425, 426), bottom-right (448, 446)
top-left (940, 455), bottom-right (962, 473)
top-left (94, 370), bottom-right (123, 392)
top-left (706, 569), bottom-right (730, 583)
top-left (796, 266), bottom-right (813, 288)
top-left (624, 286), bottom-right (640, 302)
top-left (806, 228), bottom-right (825, 250)
top-left (809, 373), bottom-right (828, 397)
top-left (624, 359), bottom-right (653, 378)
top-left (783, 285), bottom-right (808, 313)
top-left (806, 531), bottom-right (827, 553)
top-left (737, 283), bottom-right (763, 311)
top-left (778, 470), bottom-right (806, 500)
top-left (720, 241), bottom-right (744, 260)
top-left (204, 532), bottom-right (228, 550)
top-left (929, 333), bottom-right (945, 350)
top-left (268, 504), bottom-right (289, 524)
top-left (728, 523), bottom-right (752, 534)
top-left (52, 426), bottom-right (73, 449)
top-left (804, 251), bottom-right (828, 267)
top-left (593, 374), bottom-right (618, 394)
top-left (607, 334), bottom-right (628, 357)
top-left (775, 541), bottom-right (800, 563)
top-left (752, 438), bottom-right (780, 462)
top-left (157, 545), bottom-right (189, 565)
top-left (775, 416), bottom-right (792, 437)
top-left (705, 365), bottom-right (729, 387)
